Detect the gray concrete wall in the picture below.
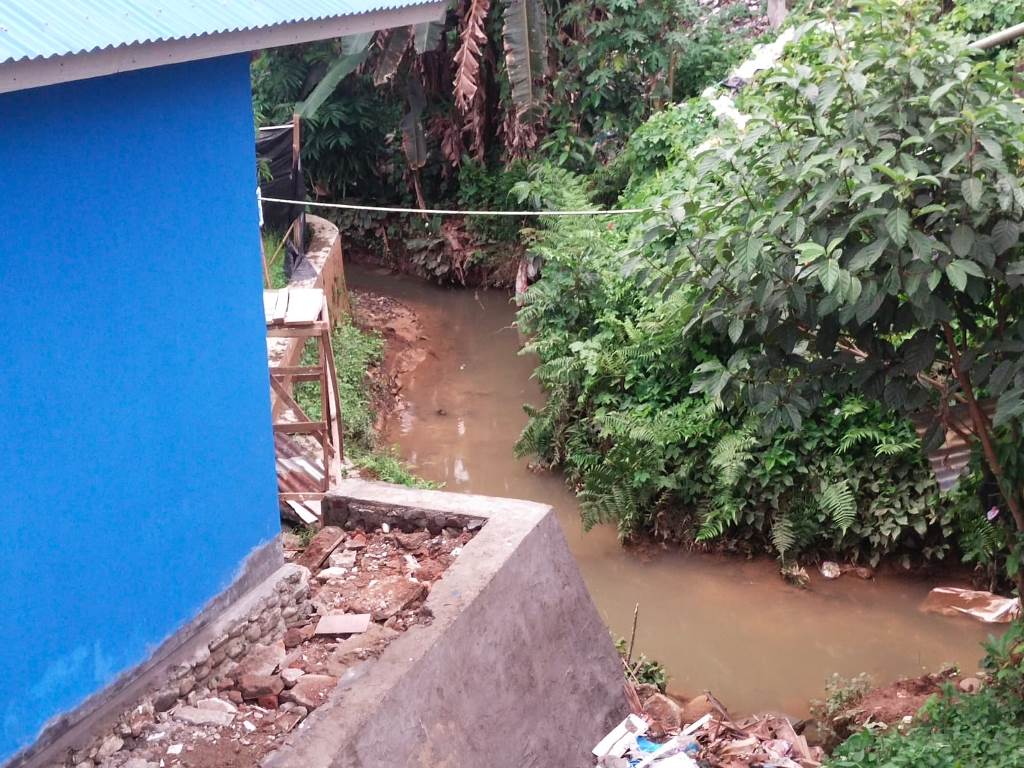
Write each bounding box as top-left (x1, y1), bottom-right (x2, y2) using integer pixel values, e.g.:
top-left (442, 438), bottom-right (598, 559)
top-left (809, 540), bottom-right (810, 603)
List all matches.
top-left (265, 480), bottom-right (628, 768)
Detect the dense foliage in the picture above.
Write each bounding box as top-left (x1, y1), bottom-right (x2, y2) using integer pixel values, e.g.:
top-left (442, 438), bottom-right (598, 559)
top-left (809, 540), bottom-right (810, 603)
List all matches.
top-left (828, 621), bottom-right (1024, 767)
top-left (251, 0), bottom-right (763, 284)
top-left (515, 0), bottom-right (1024, 576)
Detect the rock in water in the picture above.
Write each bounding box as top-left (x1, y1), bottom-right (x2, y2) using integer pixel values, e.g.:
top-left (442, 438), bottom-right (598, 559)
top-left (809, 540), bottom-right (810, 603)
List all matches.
top-left (642, 693), bottom-right (682, 738)
top-left (820, 561), bottom-right (842, 579)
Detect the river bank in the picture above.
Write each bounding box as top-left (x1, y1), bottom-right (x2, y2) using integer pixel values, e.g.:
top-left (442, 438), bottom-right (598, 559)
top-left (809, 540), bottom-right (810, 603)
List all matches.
top-left (344, 261), bottom-right (996, 718)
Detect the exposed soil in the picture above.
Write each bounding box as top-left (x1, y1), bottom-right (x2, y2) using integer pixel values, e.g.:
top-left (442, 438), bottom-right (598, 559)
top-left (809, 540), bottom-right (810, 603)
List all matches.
top-left (83, 525), bottom-right (473, 768)
top-left (837, 669), bottom-right (960, 731)
top-left (349, 280), bottom-right (428, 434)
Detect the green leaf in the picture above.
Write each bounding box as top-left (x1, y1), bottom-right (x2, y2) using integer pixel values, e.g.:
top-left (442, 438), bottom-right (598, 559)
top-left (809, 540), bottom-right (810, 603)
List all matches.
top-left (796, 242), bottom-right (826, 261)
top-left (848, 238), bottom-right (888, 271)
top-left (945, 260), bottom-right (967, 291)
top-left (502, 0), bottom-right (548, 117)
top-left (295, 39), bottom-right (372, 119)
top-left (951, 225), bottom-right (975, 257)
top-left (820, 258), bottom-right (841, 292)
top-left (963, 177), bottom-right (983, 210)
top-left (991, 220), bottom-right (1019, 255)
top-left (885, 208), bottom-right (910, 246)
top-left (728, 318), bottom-right (743, 343)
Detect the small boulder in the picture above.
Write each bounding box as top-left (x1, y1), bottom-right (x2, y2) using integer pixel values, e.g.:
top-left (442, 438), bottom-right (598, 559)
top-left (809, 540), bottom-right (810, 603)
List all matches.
top-left (232, 640), bottom-right (285, 678)
top-left (681, 694), bottom-right (717, 725)
top-left (95, 735), bottom-right (124, 760)
top-left (280, 674), bottom-right (337, 710)
top-left (344, 532), bottom-right (368, 550)
top-left (394, 531), bottom-right (430, 551)
top-left (959, 676), bottom-right (983, 694)
top-left (237, 674), bottom-right (284, 700)
top-left (283, 624), bottom-right (315, 649)
top-left (820, 561), bottom-right (842, 579)
top-left (643, 693), bottom-right (682, 738)
top-left (196, 697), bottom-right (237, 714)
top-left (281, 668), bottom-right (305, 687)
top-left (348, 575), bottom-right (427, 620)
top-left (634, 683), bottom-right (660, 704)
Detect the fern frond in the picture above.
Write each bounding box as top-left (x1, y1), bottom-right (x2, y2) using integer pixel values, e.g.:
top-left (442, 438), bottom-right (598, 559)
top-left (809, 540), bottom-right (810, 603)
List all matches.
top-left (771, 514), bottom-right (796, 560)
top-left (820, 480), bottom-right (857, 534)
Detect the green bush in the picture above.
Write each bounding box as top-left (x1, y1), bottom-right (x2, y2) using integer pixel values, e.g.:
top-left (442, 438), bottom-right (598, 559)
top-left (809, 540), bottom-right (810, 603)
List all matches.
top-left (829, 622), bottom-right (1024, 767)
top-left (827, 687), bottom-right (1024, 768)
top-left (513, 0), bottom-right (1017, 568)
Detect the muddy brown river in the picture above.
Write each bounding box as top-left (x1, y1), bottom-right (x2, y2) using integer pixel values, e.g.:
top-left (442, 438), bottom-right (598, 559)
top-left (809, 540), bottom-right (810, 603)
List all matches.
top-left (348, 264), bottom-right (996, 716)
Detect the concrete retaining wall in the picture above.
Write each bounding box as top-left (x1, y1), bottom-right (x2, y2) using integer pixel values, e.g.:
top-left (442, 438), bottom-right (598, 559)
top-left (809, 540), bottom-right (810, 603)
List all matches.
top-left (267, 214), bottom-right (349, 421)
top-left (264, 480), bottom-right (628, 768)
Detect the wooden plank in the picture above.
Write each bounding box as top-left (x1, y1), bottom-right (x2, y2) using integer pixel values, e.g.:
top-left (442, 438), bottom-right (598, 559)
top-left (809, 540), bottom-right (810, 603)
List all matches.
top-left (295, 525), bottom-right (345, 570)
top-left (269, 377), bottom-right (320, 426)
top-left (279, 492), bottom-right (327, 501)
top-left (266, 322), bottom-right (329, 338)
top-left (283, 289), bottom-right (324, 326)
top-left (285, 500), bottom-right (318, 525)
top-left (274, 421), bottom-right (329, 434)
top-left (263, 291), bottom-right (279, 324)
top-left (269, 365), bottom-right (323, 378)
top-left (273, 290), bottom-right (290, 325)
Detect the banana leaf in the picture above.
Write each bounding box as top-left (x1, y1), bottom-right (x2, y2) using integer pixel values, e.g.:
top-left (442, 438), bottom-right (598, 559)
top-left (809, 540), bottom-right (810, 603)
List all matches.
top-left (502, 0), bottom-right (547, 116)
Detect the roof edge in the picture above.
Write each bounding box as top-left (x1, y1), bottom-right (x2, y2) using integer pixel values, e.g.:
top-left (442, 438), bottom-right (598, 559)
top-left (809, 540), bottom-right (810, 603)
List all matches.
top-left (0, 2), bottom-right (447, 95)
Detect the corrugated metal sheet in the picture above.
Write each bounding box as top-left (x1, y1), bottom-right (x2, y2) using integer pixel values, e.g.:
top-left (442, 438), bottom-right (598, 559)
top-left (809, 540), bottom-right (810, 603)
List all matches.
top-left (912, 400), bottom-right (996, 492)
top-left (0, 0), bottom-right (436, 64)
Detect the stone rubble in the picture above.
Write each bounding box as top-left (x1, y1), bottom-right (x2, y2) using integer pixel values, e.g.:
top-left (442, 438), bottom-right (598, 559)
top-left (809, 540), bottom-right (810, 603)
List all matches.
top-left (56, 524), bottom-right (474, 768)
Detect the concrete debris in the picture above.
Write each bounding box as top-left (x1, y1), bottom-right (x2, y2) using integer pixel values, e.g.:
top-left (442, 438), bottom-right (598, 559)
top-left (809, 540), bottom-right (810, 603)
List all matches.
top-left (316, 566), bottom-right (350, 581)
top-left (921, 587), bottom-right (1021, 623)
top-left (195, 697), bottom-right (238, 714)
top-left (280, 673), bottom-right (337, 710)
top-left (166, 744), bottom-right (183, 755)
top-left (314, 611), bottom-right (372, 635)
top-left (347, 575), bottom-right (427, 621)
top-left (328, 549), bottom-right (357, 569)
top-left (173, 706), bottom-right (236, 727)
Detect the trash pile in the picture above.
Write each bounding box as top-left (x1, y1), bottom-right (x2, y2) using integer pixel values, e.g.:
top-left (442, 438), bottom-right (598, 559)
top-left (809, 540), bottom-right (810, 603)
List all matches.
top-left (594, 686), bottom-right (824, 768)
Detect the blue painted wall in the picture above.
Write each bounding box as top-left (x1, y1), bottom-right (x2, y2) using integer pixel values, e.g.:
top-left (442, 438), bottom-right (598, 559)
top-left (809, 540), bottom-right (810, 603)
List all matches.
top-left (0, 55), bottom-right (279, 761)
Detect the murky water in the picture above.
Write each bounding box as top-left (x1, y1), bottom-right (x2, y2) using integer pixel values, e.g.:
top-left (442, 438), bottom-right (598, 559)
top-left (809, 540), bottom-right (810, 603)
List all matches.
top-left (348, 264), bottom-right (997, 716)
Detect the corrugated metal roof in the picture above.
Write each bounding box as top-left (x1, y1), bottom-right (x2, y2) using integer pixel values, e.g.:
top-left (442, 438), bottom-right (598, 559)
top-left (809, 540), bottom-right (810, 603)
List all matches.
top-left (0, 0), bottom-right (436, 64)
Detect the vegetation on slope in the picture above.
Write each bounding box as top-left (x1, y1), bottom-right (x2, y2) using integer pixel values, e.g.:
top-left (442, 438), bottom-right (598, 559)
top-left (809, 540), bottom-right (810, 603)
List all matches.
top-left (515, 0), bottom-right (1024, 584)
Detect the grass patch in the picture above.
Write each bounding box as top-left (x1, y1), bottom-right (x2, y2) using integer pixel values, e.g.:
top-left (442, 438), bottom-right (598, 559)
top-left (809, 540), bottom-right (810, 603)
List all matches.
top-left (262, 230), bottom-right (289, 289)
top-left (291, 318), bottom-right (435, 489)
top-left (352, 447), bottom-right (440, 488)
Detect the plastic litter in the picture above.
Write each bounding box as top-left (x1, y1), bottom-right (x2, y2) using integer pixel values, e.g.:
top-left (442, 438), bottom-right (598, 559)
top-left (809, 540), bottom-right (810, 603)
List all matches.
top-left (921, 587), bottom-right (1021, 623)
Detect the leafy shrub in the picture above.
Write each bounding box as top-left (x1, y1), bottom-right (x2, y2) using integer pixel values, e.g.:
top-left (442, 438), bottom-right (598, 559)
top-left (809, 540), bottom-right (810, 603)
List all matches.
top-left (827, 686), bottom-right (1024, 767)
top-left (514, 0), bottom-right (1024, 570)
top-left (615, 638), bottom-right (669, 691)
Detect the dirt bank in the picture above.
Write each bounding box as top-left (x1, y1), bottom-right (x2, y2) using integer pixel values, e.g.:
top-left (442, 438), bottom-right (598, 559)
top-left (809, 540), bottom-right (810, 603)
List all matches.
top-left (348, 275), bottom-right (428, 434)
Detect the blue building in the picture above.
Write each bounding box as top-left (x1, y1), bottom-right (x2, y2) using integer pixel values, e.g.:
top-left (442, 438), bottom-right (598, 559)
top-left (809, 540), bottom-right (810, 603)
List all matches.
top-left (0, 1), bottom-right (442, 762)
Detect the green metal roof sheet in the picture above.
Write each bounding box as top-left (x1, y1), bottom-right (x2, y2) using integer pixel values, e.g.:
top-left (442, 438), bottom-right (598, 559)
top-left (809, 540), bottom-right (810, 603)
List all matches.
top-left (0, 0), bottom-right (439, 64)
